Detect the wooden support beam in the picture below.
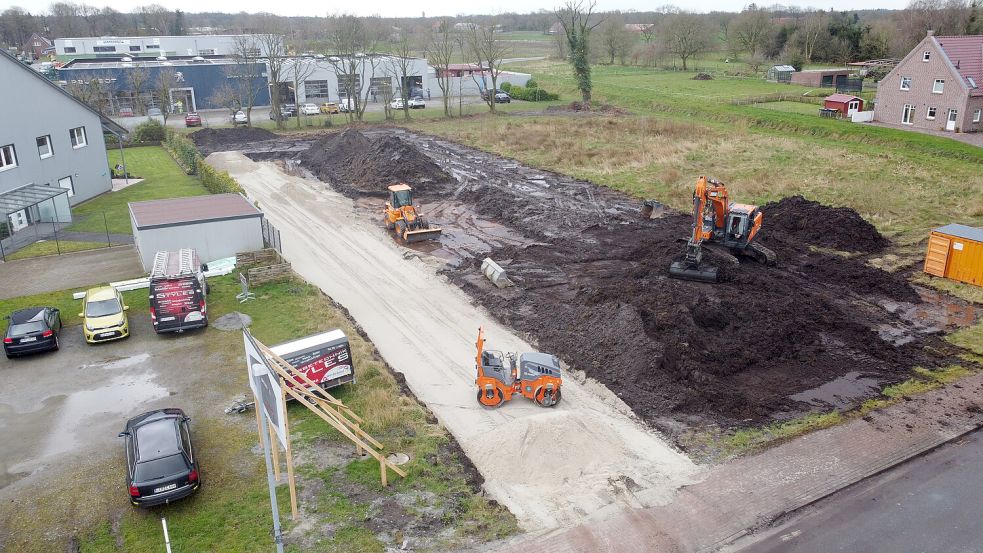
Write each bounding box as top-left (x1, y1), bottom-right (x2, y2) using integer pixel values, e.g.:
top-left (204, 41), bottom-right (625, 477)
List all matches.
top-left (281, 387), bottom-right (299, 520)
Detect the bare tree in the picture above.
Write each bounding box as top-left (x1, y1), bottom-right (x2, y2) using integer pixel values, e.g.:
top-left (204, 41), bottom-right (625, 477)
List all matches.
top-left (797, 11), bottom-right (827, 62)
top-left (385, 30), bottom-right (415, 121)
top-left (555, 1), bottom-right (603, 104)
top-left (126, 66), bottom-right (151, 115)
top-left (209, 81), bottom-right (242, 120)
top-left (155, 66), bottom-right (177, 124)
top-left (327, 15), bottom-right (383, 123)
top-left (230, 34), bottom-right (264, 126)
top-left (256, 29), bottom-right (287, 128)
top-left (465, 23), bottom-right (510, 113)
top-left (732, 7), bottom-right (773, 57)
top-left (288, 57), bottom-right (318, 128)
top-left (598, 13), bottom-right (636, 65)
top-left (426, 18), bottom-right (456, 117)
top-left (660, 13), bottom-right (711, 70)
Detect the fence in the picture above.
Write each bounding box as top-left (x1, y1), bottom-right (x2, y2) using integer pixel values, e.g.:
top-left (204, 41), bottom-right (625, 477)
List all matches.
top-left (236, 248), bottom-right (292, 286)
top-left (0, 213), bottom-right (131, 262)
top-left (730, 93), bottom-right (826, 106)
top-left (261, 218), bottom-right (282, 254)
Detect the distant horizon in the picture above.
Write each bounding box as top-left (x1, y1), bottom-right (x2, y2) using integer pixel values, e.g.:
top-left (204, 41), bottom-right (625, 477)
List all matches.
top-left (0, 0), bottom-right (912, 20)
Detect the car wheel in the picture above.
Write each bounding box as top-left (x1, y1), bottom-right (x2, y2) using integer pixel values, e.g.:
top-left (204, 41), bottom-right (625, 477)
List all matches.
top-left (53, 336), bottom-right (59, 351)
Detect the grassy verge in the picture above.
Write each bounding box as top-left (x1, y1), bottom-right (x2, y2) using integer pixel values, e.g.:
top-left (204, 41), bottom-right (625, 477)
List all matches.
top-left (5, 240), bottom-right (108, 260)
top-left (68, 146), bottom-right (207, 235)
top-left (0, 286), bottom-right (148, 333)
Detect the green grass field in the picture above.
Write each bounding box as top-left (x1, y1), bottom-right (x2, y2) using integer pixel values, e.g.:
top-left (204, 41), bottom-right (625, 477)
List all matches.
top-left (5, 240), bottom-right (109, 260)
top-left (68, 146), bottom-right (207, 235)
top-left (751, 100), bottom-right (825, 115)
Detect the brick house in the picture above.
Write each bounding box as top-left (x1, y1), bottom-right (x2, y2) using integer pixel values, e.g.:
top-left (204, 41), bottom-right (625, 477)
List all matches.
top-left (874, 30), bottom-right (983, 133)
top-left (21, 32), bottom-right (52, 60)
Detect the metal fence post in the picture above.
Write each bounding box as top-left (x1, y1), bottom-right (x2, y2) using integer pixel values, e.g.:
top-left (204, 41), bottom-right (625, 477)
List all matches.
top-left (53, 221), bottom-right (61, 255)
top-left (104, 212), bottom-right (111, 247)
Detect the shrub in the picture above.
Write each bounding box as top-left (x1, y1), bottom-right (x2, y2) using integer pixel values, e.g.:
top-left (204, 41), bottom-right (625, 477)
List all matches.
top-left (500, 82), bottom-right (512, 92)
top-left (163, 130), bottom-right (202, 174)
top-left (199, 162), bottom-right (244, 194)
top-left (133, 119), bottom-right (166, 143)
top-left (508, 85), bottom-right (560, 102)
top-left (525, 78), bottom-right (538, 89)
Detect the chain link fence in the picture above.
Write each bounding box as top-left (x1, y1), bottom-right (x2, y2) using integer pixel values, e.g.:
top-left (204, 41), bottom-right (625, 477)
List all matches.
top-left (0, 213), bottom-right (132, 262)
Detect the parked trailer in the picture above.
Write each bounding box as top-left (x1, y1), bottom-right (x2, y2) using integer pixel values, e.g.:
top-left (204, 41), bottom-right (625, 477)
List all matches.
top-left (924, 224), bottom-right (983, 287)
top-left (269, 329), bottom-right (356, 391)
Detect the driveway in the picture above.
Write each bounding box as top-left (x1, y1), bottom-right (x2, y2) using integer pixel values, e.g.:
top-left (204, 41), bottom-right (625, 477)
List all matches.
top-left (207, 152), bottom-right (704, 532)
top-left (868, 120), bottom-right (983, 147)
top-left (0, 245), bottom-right (143, 299)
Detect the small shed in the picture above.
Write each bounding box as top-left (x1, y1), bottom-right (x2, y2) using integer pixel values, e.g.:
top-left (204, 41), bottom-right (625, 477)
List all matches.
top-left (823, 94), bottom-right (864, 116)
top-left (924, 224), bottom-right (983, 287)
top-left (767, 65), bottom-right (795, 83)
top-left (790, 68), bottom-right (852, 87)
top-left (129, 193), bottom-right (264, 270)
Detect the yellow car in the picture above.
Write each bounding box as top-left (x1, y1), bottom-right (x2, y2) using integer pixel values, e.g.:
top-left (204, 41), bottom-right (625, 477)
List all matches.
top-left (320, 102), bottom-right (340, 114)
top-left (80, 286), bottom-right (130, 343)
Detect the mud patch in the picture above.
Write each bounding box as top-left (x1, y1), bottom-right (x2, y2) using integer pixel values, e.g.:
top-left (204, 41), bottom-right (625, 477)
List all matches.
top-left (190, 127), bottom-right (279, 156)
top-left (300, 129), bottom-right (453, 197)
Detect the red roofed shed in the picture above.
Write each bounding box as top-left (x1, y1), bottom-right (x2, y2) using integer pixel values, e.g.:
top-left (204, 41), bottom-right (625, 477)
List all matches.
top-left (823, 93), bottom-right (863, 116)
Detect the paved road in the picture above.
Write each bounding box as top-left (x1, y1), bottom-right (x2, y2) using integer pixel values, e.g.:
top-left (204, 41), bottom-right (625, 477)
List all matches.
top-left (735, 430), bottom-right (983, 553)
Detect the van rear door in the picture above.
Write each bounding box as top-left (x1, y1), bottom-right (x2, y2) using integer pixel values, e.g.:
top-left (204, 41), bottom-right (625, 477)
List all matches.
top-left (151, 277), bottom-right (205, 332)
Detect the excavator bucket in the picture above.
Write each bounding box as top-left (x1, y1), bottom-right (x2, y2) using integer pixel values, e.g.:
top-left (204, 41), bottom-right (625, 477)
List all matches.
top-left (669, 261), bottom-right (720, 283)
top-left (402, 225), bottom-right (443, 243)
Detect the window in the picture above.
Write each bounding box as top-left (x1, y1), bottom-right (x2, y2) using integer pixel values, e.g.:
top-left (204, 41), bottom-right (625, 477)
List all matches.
top-left (923, 51), bottom-right (931, 61)
top-left (900, 76), bottom-right (912, 90)
top-left (0, 144), bottom-right (16, 170)
top-left (129, 45), bottom-right (141, 52)
top-left (975, 109), bottom-right (982, 123)
top-left (198, 48), bottom-right (215, 55)
top-left (58, 176), bottom-right (74, 197)
top-left (36, 135), bottom-right (52, 158)
top-left (245, 47), bottom-right (261, 56)
top-left (902, 104), bottom-right (915, 124)
top-left (933, 79), bottom-right (945, 94)
top-left (926, 107), bottom-right (937, 120)
top-left (63, 46), bottom-right (76, 53)
top-left (93, 45), bottom-right (115, 53)
top-left (70, 126), bottom-right (87, 149)
top-left (304, 80), bottom-right (330, 98)
top-left (146, 44), bottom-right (160, 49)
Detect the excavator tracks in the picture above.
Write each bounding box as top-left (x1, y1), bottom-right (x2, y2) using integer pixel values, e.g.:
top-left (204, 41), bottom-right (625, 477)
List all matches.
top-left (749, 242), bottom-right (778, 266)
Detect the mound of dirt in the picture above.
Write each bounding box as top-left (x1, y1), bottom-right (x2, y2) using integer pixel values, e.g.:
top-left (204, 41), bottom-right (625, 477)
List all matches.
top-left (191, 127), bottom-right (278, 155)
top-left (693, 72), bottom-right (714, 80)
top-left (300, 130), bottom-right (453, 196)
top-left (762, 196), bottom-right (890, 253)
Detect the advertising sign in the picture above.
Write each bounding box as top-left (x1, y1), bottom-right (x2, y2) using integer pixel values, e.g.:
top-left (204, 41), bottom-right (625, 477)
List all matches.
top-left (270, 330), bottom-right (356, 391)
top-left (244, 330), bottom-right (287, 449)
top-left (152, 278), bottom-right (201, 323)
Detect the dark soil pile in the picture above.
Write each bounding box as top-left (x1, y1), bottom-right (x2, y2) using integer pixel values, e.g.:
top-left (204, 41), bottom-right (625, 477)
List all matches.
top-left (300, 130), bottom-right (453, 196)
top-left (693, 72), bottom-right (714, 80)
top-left (190, 127), bottom-right (278, 155)
top-left (761, 196), bottom-right (890, 253)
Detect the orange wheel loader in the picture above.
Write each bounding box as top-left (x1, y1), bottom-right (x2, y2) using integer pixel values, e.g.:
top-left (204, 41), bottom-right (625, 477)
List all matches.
top-left (474, 327), bottom-right (562, 409)
top-left (383, 183), bottom-right (442, 243)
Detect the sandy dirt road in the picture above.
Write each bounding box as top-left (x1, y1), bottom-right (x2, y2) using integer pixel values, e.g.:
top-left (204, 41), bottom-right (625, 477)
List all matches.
top-left (208, 152), bottom-right (703, 531)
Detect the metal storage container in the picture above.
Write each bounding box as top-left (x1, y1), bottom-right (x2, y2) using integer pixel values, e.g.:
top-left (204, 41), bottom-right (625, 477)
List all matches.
top-left (924, 224), bottom-right (983, 286)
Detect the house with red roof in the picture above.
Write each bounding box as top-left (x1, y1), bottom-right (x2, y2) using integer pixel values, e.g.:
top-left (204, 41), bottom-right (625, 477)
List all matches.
top-left (874, 30), bottom-right (983, 132)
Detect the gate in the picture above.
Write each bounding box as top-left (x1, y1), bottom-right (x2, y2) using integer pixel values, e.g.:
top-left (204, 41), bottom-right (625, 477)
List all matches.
top-left (261, 218), bottom-right (282, 253)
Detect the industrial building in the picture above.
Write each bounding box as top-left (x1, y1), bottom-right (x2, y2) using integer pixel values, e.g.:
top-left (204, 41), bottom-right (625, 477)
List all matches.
top-left (58, 56), bottom-right (270, 114)
top-left (129, 194), bottom-right (265, 269)
top-left (54, 34), bottom-right (283, 60)
top-left (0, 49), bottom-right (125, 246)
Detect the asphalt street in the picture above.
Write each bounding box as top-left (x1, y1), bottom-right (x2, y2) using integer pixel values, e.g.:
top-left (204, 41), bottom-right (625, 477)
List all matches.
top-left (736, 429), bottom-right (983, 553)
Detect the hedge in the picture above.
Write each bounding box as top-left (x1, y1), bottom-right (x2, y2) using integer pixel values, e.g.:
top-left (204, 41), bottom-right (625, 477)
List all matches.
top-left (507, 85), bottom-right (559, 102)
top-left (164, 130), bottom-right (243, 194)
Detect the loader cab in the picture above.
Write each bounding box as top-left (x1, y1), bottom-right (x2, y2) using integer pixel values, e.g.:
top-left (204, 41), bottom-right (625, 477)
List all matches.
top-left (387, 184), bottom-right (414, 209)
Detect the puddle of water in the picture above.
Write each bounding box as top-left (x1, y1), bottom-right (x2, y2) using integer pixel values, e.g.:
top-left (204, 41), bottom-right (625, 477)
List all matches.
top-left (881, 287), bottom-right (982, 332)
top-left (41, 372), bottom-right (168, 458)
top-left (79, 352), bottom-right (152, 371)
top-left (790, 371), bottom-right (883, 410)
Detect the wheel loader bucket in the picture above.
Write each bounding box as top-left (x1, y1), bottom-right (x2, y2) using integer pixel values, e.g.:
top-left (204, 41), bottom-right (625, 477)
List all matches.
top-left (669, 261), bottom-right (720, 283)
top-left (402, 226), bottom-right (443, 243)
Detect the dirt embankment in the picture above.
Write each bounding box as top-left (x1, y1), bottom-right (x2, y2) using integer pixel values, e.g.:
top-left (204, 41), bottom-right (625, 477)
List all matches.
top-left (761, 195), bottom-right (891, 254)
top-left (299, 129), bottom-right (453, 197)
top-left (190, 127), bottom-right (278, 155)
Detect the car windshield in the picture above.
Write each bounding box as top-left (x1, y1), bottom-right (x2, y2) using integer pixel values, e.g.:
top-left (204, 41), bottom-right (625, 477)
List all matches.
top-left (9, 321), bottom-right (44, 336)
top-left (134, 453), bottom-right (188, 481)
top-left (85, 298), bottom-right (121, 318)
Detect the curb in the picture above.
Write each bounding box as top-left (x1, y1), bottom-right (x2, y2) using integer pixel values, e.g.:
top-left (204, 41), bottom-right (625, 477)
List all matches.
top-left (709, 420), bottom-right (983, 552)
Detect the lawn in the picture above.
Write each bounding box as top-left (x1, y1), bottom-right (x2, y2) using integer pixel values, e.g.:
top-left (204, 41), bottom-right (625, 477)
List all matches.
top-left (1, 273), bottom-right (516, 552)
top-left (5, 239), bottom-right (108, 260)
top-left (68, 146), bottom-right (207, 235)
top-left (751, 100), bottom-right (825, 115)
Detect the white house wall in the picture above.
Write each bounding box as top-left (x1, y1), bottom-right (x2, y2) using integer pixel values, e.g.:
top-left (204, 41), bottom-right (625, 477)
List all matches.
top-left (134, 218), bottom-right (264, 270)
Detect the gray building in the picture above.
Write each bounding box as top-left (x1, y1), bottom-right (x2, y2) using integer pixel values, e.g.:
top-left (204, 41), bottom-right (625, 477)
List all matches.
top-left (129, 194), bottom-right (264, 269)
top-left (54, 35), bottom-right (284, 60)
top-left (0, 49), bottom-right (126, 240)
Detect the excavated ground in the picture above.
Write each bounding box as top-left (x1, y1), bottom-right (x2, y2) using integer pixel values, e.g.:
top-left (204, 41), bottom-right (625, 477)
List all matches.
top-left (203, 127), bottom-right (971, 434)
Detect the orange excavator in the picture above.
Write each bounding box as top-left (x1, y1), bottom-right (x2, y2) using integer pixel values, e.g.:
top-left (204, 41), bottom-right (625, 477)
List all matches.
top-left (669, 176), bottom-right (777, 283)
top-left (383, 184), bottom-right (442, 243)
top-left (474, 327), bottom-right (562, 409)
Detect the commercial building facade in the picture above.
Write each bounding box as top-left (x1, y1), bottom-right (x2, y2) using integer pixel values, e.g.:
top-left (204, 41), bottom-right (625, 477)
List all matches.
top-left (54, 34), bottom-right (283, 60)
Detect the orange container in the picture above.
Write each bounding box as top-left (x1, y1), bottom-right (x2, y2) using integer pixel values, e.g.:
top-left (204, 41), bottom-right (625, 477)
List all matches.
top-left (924, 224), bottom-right (983, 287)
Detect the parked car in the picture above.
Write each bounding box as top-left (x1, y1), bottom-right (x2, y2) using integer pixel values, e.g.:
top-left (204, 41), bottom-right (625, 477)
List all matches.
top-left (281, 104), bottom-right (297, 117)
top-left (147, 107), bottom-right (166, 125)
top-left (184, 113), bottom-right (201, 127)
top-left (3, 307), bottom-right (62, 358)
top-left (338, 98), bottom-right (355, 113)
top-left (319, 102), bottom-right (340, 114)
top-left (80, 286), bottom-right (129, 344)
top-left (300, 103), bottom-right (319, 116)
top-left (481, 89), bottom-right (511, 103)
top-left (408, 97), bottom-right (426, 109)
top-left (149, 249), bottom-right (208, 334)
top-left (232, 111), bottom-right (247, 125)
top-left (389, 97), bottom-right (406, 110)
top-left (119, 408), bottom-right (200, 507)
top-left (269, 109), bottom-right (290, 121)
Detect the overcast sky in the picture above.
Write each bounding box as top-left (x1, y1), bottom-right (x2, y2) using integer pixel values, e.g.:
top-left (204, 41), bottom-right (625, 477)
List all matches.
top-left (1, 0), bottom-right (911, 19)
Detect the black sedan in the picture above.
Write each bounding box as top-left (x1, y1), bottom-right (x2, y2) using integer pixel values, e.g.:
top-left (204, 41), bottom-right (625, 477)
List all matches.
top-left (119, 408), bottom-right (201, 507)
top-left (3, 307), bottom-right (62, 358)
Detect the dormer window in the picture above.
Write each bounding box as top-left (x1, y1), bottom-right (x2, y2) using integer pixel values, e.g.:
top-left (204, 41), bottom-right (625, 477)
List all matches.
top-left (969, 77), bottom-right (977, 88)
top-left (923, 51), bottom-right (931, 61)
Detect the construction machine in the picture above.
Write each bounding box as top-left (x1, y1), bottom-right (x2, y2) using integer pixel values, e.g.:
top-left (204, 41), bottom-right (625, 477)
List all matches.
top-left (669, 176), bottom-right (777, 283)
top-left (474, 327), bottom-right (562, 409)
top-left (383, 183), bottom-right (442, 243)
